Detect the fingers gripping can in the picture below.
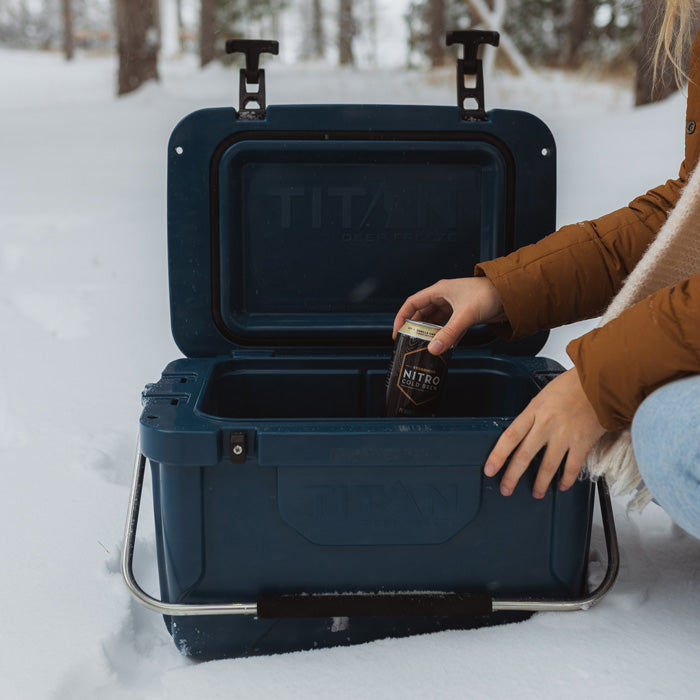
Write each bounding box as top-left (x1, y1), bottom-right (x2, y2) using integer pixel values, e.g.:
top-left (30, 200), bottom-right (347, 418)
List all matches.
top-left (385, 320), bottom-right (451, 418)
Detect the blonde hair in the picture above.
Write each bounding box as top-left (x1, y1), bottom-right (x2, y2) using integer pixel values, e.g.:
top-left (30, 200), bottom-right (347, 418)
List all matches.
top-left (655, 0), bottom-right (697, 87)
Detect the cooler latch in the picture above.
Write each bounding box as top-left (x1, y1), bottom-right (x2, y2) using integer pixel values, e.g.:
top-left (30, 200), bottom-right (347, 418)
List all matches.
top-left (446, 30), bottom-right (499, 121)
top-left (229, 432), bottom-right (247, 463)
top-left (225, 39), bottom-right (279, 120)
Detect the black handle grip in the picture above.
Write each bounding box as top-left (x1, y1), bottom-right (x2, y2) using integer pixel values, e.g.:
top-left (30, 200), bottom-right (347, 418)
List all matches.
top-left (225, 39), bottom-right (279, 82)
top-left (446, 30), bottom-right (500, 66)
top-left (257, 591), bottom-right (493, 619)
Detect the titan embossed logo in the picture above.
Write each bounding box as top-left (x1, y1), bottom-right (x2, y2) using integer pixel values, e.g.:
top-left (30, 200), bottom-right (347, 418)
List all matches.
top-left (266, 183), bottom-right (460, 239)
top-left (293, 480), bottom-right (459, 522)
top-left (277, 467), bottom-right (481, 544)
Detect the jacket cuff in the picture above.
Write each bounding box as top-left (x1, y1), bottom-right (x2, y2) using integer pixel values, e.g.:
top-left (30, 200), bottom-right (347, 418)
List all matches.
top-left (473, 259), bottom-right (520, 341)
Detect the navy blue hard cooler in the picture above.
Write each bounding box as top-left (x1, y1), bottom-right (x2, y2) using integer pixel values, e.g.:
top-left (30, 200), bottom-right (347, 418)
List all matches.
top-left (122, 34), bottom-right (618, 660)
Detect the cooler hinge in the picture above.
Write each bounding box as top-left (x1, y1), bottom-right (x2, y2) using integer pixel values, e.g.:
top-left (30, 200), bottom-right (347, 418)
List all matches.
top-left (225, 39), bottom-right (279, 120)
top-left (446, 30), bottom-right (499, 122)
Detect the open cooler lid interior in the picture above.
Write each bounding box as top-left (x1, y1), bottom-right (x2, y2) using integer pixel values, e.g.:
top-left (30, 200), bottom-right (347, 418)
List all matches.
top-left (167, 35), bottom-right (556, 358)
top-left (214, 138), bottom-right (509, 347)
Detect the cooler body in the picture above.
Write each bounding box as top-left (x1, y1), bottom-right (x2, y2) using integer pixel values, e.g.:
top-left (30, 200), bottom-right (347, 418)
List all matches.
top-left (141, 352), bottom-right (594, 658)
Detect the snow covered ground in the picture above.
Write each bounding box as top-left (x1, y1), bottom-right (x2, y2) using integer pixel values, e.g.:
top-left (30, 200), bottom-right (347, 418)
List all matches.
top-left (0, 48), bottom-right (699, 699)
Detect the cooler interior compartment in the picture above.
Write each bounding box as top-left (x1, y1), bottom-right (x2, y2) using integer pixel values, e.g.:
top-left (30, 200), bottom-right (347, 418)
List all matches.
top-left (199, 353), bottom-right (543, 420)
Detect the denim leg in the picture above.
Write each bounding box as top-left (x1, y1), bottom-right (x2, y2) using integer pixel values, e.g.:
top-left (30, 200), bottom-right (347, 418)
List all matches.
top-left (631, 374), bottom-right (700, 539)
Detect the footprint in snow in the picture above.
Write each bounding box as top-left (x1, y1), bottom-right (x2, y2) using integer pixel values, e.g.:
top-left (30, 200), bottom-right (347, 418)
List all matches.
top-left (13, 290), bottom-right (91, 340)
top-left (85, 431), bottom-right (134, 486)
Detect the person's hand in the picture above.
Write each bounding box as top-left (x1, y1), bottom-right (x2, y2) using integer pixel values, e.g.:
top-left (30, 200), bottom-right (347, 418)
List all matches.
top-left (392, 277), bottom-right (506, 355)
top-left (484, 368), bottom-right (607, 498)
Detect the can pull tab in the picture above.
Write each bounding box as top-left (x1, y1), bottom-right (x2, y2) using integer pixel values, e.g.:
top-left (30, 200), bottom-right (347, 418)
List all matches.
top-left (446, 30), bottom-right (499, 121)
top-left (225, 39), bottom-right (279, 120)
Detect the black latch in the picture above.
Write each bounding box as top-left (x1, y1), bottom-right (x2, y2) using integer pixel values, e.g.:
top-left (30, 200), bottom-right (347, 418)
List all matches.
top-left (446, 30), bottom-right (499, 121)
top-left (225, 39), bottom-right (279, 120)
top-left (230, 432), bottom-right (247, 463)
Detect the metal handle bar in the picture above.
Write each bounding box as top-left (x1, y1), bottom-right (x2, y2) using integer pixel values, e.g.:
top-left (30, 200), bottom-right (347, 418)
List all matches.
top-left (493, 475), bottom-right (619, 612)
top-left (121, 437), bottom-right (257, 617)
top-left (122, 436), bottom-right (618, 617)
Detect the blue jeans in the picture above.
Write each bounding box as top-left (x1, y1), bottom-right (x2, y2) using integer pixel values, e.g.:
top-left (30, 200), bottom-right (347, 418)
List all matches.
top-left (631, 374), bottom-right (700, 540)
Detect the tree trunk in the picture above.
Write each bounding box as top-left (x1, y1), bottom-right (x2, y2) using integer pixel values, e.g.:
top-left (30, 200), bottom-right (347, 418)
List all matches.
top-left (566, 0), bottom-right (594, 67)
top-left (177, 0), bottom-right (185, 52)
top-left (467, 0), bottom-right (531, 77)
top-left (429, 0), bottom-right (446, 68)
top-left (62, 0), bottom-right (74, 61)
top-left (311, 0), bottom-right (324, 58)
top-left (367, 0), bottom-right (378, 65)
top-left (200, 0), bottom-right (216, 68)
top-left (635, 0), bottom-right (676, 106)
top-left (338, 0), bottom-right (354, 66)
top-left (116, 0), bottom-right (160, 96)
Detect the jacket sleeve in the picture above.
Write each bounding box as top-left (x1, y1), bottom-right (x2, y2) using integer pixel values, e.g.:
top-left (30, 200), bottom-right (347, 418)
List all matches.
top-left (474, 174), bottom-right (687, 341)
top-left (566, 273), bottom-right (700, 430)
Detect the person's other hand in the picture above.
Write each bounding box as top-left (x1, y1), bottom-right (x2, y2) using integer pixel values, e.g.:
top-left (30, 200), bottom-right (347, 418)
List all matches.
top-left (392, 277), bottom-right (505, 355)
top-left (484, 368), bottom-right (607, 498)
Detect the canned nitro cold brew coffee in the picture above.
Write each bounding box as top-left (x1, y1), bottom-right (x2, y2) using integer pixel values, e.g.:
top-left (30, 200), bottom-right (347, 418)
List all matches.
top-left (385, 320), bottom-right (451, 418)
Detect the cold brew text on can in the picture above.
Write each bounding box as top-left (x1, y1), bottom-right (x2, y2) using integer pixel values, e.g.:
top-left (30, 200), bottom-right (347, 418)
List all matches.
top-left (385, 320), bottom-right (451, 418)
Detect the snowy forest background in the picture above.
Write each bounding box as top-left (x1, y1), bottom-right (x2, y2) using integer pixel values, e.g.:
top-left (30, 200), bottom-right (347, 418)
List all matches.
top-left (3, 1), bottom-right (700, 698)
top-left (0, 0), bottom-right (689, 105)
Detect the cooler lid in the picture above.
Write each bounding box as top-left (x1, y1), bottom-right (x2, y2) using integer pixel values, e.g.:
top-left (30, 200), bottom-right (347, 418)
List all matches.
top-left (167, 35), bottom-right (556, 357)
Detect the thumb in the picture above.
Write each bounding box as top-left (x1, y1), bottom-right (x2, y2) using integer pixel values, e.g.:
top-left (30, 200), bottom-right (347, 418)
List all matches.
top-left (426, 313), bottom-right (471, 355)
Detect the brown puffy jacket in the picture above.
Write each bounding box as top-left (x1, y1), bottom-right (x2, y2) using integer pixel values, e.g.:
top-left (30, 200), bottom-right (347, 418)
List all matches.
top-left (475, 33), bottom-right (700, 431)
